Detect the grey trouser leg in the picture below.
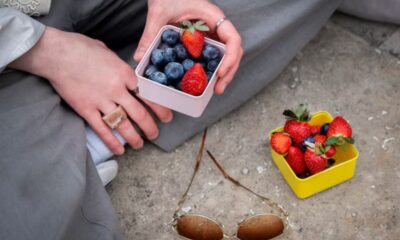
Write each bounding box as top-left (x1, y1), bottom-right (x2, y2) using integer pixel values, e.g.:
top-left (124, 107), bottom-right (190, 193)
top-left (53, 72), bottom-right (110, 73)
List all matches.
top-left (153, 0), bottom-right (341, 151)
top-left (0, 0), bottom-right (147, 239)
top-left (340, 0), bottom-right (400, 25)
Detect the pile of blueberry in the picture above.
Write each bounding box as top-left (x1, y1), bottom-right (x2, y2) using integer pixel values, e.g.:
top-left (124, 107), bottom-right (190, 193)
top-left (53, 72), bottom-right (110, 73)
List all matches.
top-left (144, 29), bottom-right (222, 90)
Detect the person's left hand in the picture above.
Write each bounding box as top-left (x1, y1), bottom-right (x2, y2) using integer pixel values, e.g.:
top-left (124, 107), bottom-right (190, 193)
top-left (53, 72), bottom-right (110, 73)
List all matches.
top-left (134, 0), bottom-right (243, 95)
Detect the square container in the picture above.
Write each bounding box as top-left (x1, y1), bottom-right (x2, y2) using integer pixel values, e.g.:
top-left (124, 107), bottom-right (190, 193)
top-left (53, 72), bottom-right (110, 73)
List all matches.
top-left (135, 25), bottom-right (226, 118)
top-left (269, 111), bottom-right (359, 199)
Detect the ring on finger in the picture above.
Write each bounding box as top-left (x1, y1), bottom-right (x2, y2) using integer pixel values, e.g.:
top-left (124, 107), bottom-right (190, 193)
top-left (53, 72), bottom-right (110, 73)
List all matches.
top-left (102, 105), bottom-right (127, 129)
top-left (215, 16), bottom-right (228, 32)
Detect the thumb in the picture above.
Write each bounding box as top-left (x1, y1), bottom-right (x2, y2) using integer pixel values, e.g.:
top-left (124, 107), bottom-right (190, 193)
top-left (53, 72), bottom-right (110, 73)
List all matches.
top-left (134, 15), bottom-right (165, 62)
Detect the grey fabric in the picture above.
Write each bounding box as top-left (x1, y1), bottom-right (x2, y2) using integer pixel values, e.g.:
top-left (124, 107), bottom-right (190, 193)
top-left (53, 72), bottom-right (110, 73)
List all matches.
top-left (153, 0), bottom-right (341, 151)
top-left (340, 0), bottom-right (400, 25)
top-left (0, 0), bottom-right (52, 16)
top-left (0, 0), bottom-right (147, 239)
top-left (0, 8), bottom-right (45, 72)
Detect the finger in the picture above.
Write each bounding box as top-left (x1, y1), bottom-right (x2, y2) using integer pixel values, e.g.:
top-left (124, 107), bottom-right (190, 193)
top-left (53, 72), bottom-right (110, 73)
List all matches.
top-left (215, 47), bottom-right (243, 94)
top-left (98, 101), bottom-right (144, 150)
top-left (84, 109), bottom-right (125, 155)
top-left (136, 96), bottom-right (173, 123)
top-left (115, 119), bottom-right (144, 150)
top-left (133, 10), bottom-right (166, 62)
top-left (216, 21), bottom-right (242, 77)
top-left (215, 57), bottom-right (240, 95)
top-left (121, 64), bottom-right (137, 91)
top-left (118, 93), bottom-right (159, 140)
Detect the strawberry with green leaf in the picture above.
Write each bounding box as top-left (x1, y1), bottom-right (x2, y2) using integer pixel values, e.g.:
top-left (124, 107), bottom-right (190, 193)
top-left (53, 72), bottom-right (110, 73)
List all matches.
top-left (283, 104), bottom-right (312, 146)
top-left (181, 20), bottom-right (209, 58)
top-left (326, 116), bottom-right (354, 150)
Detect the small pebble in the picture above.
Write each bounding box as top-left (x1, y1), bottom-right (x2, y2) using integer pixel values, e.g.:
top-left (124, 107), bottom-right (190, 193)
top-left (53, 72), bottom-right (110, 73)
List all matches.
top-left (375, 48), bottom-right (382, 54)
top-left (242, 168), bottom-right (249, 175)
top-left (381, 110), bottom-right (388, 116)
top-left (352, 212), bottom-right (357, 217)
top-left (373, 136), bottom-right (379, 141)
top-left (368, 116), bottom-right (374, 121)
top-left (382, 137), bottom-right (395, 150)
top-left (370, 185), bottom-right (376, 189)
top-left (256, 166), bottom-right (266, 174)
top-left (182, 206), bottom-right (192, 213)
top-left (291, 67), bottom-right (298, 72)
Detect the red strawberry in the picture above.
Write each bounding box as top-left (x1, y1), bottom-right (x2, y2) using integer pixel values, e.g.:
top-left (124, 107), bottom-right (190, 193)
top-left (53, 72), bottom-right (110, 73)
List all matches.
top-left (326, 116), bottom-right (354, 147)
top-left (314, 135), bottom-right (326, 144)
top-left (270, 133), bottom-right (292, 155)
top-left (310, 125), bottom-right (321, 135)
top-left (180, 63), bottom-right (208, 96)
top-left (304, 148), bottom-right (327, 175)
top-left (283, 104), bottom-right (312, 146)
top-left (181, 21), bottom-right (209, 58)
top-left (286, 146), bottom-right (307, 174)
top-left (324, 145), bottom-right (336, 158)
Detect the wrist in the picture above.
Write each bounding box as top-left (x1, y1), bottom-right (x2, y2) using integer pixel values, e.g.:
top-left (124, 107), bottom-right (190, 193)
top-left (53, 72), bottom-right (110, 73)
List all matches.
top-left (9, 27), bottom-right (64, 79)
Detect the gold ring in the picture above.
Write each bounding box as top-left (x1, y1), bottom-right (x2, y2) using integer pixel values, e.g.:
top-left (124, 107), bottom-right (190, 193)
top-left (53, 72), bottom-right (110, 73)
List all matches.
top-left (102, 106), bottom-right (127, 129)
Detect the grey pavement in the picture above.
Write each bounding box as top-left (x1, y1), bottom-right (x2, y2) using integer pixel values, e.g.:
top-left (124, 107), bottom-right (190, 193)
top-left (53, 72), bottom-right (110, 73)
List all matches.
top-left (108, 13), bottom-right (400, 240)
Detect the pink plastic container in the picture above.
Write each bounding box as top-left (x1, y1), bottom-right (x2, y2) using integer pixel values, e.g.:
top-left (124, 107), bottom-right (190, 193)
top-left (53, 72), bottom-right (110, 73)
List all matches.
top-left (135, 25), bottom-right (226, 118)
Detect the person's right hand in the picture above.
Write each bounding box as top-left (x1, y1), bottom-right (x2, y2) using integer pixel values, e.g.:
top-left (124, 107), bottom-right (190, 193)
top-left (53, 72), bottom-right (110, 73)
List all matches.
top-left (9, 27), bottom-right (173, 155)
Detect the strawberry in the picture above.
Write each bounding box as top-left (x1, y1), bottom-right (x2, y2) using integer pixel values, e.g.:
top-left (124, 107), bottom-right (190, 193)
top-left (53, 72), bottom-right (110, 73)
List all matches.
top-left (180, 63), bottom-right (208, 96)
top-left (310, 125), bottom-right (321, 135)
top-left (314, 135), bottom-right (326, 144)
top-left (270, 133), bottom-right (292, 155)
top-left (326, 116), bottom-right (354, 149)
top-left (283, 104), bottom-right (312, 146)
top-left (324, 145), bottom-right (336, 158)
top-left (181, 21), bottom-right (209, 58)
top-left (304, 148), bottom-right (327, 175)
top-left (286, 146), bottom-right (307, 174)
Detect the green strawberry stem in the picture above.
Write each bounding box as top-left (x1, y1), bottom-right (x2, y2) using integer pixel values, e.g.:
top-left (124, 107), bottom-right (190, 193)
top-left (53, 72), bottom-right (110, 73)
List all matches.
top-left (181, 20), bottom-right (210, 34)
top-left (283, 103), bottom-right (311, 122)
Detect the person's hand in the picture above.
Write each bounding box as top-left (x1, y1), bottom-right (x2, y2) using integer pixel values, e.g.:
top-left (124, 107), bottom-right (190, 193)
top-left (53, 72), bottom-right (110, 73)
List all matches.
top-left (9, 27), bottom-right (173, 155)
top-left (134, 0), bottom-right (243, 95)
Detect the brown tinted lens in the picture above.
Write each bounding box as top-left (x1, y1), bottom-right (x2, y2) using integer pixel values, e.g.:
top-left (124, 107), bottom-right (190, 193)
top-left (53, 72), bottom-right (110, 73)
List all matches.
top-left (237, 214), bottom-right (284, 240)
top-left (176, 215), bottom-right (224, 240)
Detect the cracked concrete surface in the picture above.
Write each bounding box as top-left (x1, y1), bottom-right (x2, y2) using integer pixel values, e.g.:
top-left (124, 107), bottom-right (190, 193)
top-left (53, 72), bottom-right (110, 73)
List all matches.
top-left (108, 14), bottom-right (400, 239)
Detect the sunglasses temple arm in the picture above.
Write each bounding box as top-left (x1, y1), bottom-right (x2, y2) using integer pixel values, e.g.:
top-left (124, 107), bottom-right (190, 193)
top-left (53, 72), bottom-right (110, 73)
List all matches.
top-left (206, 150), bottom-right (288, 218)
top-left (173, 129), bottom-right (208, 219)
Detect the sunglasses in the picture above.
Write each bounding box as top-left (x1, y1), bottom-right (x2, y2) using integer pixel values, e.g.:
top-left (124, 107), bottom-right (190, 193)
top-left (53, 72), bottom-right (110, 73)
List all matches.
top-left (172, 129), bottom-right (289, 240)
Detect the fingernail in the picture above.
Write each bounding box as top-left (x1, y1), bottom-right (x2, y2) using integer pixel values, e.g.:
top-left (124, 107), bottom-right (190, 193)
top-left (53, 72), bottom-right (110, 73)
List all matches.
top-left (149, 130), bottom-right (159, 140)
top-left (135, 140), bottom-right (144, 149)
top-left (163, 113), bottom-right (173, 123)
top-left (134, 47), bottom-right (146, 61)
top-left (116, 146), bottom-right (125, 155)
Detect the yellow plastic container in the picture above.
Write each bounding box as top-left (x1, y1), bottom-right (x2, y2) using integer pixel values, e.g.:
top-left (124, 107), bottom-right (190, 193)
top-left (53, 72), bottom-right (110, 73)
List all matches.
top-left (269, 111), bottom-right (359, 199)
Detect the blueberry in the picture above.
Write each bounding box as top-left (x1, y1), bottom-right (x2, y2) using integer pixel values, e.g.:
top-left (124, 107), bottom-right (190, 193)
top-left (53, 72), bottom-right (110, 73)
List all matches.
top-left (149, 71), bottom-right (168, 85)
top-left (164, 48), bottom-right (177, 63)
top-left (301, 136), bottom-right (315, 151)
top-left (202, 45), bottom-right (220, 61)
top-left (151, 49), bottom-right (165, 67)
top-left (207, 59), bottom-right (219, 72)
top-left (144, 65), bottom-right (158, 78)
top-left (162, 29), bottom-right (179, 46)
top-left (164, 62), bottom-right (184, 83)
top-left (182, 59), bottom-right (194, 71)
top-left (206, 71), bottom-right (213, 81)
top-left (174, 44), bottom-right (188, 61)
top-left (158, 43), bottom-right (170, 50)
top-left (321, 123), bottom-right (330, 135)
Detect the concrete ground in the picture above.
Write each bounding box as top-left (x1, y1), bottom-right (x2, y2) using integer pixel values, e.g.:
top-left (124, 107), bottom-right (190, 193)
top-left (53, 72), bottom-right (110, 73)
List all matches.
top-left (108, 13), bottom-right (400, 240)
